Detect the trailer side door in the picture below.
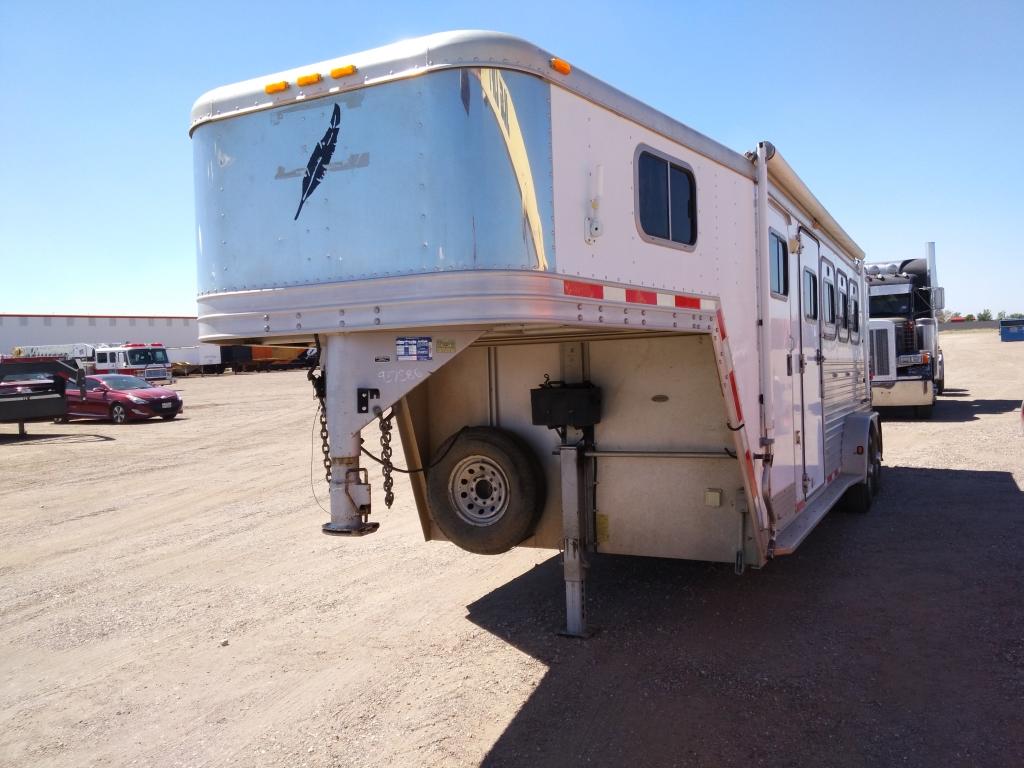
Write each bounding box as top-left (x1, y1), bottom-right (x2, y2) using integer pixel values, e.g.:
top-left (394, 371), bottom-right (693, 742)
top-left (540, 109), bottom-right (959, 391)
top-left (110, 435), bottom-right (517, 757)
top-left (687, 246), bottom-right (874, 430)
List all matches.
top-left (797, 232), bottom-right (826, 496)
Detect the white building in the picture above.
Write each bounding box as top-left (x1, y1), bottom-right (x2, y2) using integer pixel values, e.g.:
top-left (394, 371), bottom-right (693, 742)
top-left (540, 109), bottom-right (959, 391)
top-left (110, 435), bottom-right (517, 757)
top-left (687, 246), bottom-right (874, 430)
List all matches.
top-left (0, 314), bottom-right (199, 355)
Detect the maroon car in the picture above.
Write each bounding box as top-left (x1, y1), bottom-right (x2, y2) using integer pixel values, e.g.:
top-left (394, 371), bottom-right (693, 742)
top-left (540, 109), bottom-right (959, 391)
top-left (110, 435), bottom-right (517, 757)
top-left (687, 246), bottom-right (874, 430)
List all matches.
top-left (65, 374), bottom-right (183, 424)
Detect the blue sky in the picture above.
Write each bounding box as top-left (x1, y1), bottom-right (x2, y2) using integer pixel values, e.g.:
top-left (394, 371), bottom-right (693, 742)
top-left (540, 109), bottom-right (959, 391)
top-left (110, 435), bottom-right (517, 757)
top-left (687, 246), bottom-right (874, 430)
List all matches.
top-left (1, 0), bottom-right (1021, 316)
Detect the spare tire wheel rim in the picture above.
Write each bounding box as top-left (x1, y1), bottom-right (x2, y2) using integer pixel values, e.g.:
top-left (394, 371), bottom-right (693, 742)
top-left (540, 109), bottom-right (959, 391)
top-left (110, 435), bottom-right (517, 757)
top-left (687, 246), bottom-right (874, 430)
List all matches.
top-left (448, 456), bottom-right (510, 527)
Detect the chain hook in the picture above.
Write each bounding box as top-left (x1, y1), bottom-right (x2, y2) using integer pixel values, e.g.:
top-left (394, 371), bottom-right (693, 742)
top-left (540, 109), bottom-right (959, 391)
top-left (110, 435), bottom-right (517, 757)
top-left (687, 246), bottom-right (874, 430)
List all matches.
top-left (375, 406), bottom-right (396, 508)
top-left (308, 336), bottom-right (331, 485)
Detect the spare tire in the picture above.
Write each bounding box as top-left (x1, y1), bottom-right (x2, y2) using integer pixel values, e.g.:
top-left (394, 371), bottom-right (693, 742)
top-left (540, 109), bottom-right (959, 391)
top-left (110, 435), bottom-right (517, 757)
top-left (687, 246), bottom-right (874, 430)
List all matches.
top-left (426, 426), bottom-right (546, 555)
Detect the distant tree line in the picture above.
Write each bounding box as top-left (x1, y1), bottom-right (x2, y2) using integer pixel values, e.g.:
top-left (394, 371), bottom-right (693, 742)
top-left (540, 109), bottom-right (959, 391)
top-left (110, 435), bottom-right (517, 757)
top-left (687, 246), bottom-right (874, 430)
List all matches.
top-left (937, 309), bottom-right (1024, 322)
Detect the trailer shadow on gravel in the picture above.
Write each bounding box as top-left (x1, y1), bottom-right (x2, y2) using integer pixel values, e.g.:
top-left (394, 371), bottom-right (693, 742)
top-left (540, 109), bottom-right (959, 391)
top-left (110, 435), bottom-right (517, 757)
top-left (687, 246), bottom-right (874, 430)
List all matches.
top-left (880, 396), bottom-right (1021, 423)
top-left (468, 466), bottom-right (1024, 768)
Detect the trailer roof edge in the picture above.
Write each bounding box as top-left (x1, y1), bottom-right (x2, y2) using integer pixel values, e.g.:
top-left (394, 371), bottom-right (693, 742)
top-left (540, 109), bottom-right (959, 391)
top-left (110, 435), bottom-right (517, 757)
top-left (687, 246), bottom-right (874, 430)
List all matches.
top-left (189, 30), bottom-right (754, 180)
top-left (766, 150), bottom-right (866, 261)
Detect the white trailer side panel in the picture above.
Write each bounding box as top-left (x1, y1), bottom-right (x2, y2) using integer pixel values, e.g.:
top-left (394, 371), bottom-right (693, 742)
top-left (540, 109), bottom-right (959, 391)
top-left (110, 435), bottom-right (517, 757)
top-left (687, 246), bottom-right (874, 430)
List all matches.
top-left (549, 86), bottom-right (762, 515)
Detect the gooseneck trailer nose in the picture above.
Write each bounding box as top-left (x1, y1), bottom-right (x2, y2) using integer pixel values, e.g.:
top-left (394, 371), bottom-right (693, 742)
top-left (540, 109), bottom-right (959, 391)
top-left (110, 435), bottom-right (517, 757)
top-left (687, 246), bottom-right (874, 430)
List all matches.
top-left (190, 31), bottom-right (879, 635)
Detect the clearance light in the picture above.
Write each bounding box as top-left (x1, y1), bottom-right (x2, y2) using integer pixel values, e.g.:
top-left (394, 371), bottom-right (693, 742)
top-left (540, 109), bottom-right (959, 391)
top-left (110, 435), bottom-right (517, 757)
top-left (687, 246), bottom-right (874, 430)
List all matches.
top-left (264, 80), bottom-right (289, 95)
top-left (297, 73), bottom-right (322, 87)
top-left (550, 57), bottom-right (572, 75)
top-left (922, 353), bottom-right (930, 364)
top-left (856, 445), bottom-right (864, 455)
top-left (330, 64), bottom-right (358, 79)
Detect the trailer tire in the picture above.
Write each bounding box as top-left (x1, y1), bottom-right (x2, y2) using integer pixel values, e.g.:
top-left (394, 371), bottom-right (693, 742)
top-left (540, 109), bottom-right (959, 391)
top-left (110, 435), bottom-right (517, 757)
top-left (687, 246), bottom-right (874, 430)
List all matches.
top-left (110, 403), bottom-right (128, 425)
top-left (426, 427), bottom-right (546, 555)
top-left (935, 378), bottom-right (944, 395)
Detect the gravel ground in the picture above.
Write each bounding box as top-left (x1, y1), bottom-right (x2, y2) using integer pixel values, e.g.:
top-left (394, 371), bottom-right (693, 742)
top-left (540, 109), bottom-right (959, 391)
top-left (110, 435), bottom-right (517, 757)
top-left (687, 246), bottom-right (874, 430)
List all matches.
top-left (0, 329), bottom-right (1021, 768)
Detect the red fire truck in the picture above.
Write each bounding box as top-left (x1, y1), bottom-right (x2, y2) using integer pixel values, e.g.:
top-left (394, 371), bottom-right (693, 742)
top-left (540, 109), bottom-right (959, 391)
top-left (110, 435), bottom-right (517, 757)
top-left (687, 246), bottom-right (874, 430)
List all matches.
top-left (12, 342), bottom-right (171, 382)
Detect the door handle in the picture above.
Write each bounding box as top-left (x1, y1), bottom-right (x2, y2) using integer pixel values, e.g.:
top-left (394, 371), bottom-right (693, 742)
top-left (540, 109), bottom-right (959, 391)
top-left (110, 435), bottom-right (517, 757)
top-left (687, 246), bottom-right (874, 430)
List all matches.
top-left (786, 354), bottom-right (793, 376)
top-left (814, 351), bottom-right (826, 364)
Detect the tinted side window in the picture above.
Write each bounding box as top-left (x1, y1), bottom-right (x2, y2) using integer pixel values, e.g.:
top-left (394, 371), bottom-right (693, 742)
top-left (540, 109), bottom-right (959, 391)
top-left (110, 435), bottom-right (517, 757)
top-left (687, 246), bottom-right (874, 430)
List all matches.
top-left (637, 150), bottom-right (696, 246)
top-left (825, 280), bottom-right (837, 325)
top-left (668, 165), bottom-right (695, 245)
top-left (638, 152), bottom-right (669, 240)
top-left (851, 284), bottom-right (861, 342)
top-left (770, 233), bottom-right (788, 297)
top-left (837, 272), bottom-right (849, 342)
top-left (803, 270), bottom-right (818, 320)
top-left (84, 379), bottom-right (99, 391)
top-left (97, 352), bottom-right (108, 363)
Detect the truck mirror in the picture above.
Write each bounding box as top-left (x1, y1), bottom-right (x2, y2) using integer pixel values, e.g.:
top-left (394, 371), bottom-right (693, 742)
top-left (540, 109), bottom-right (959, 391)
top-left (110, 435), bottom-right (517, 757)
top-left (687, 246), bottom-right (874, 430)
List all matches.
top-left (932, 286), bottom-right (945, 311)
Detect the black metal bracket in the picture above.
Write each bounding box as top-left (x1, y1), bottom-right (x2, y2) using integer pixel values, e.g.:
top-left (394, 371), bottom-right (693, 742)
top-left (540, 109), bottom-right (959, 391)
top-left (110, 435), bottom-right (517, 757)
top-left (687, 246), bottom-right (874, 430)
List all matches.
top-left (357, 388), bottom-right (381, 414)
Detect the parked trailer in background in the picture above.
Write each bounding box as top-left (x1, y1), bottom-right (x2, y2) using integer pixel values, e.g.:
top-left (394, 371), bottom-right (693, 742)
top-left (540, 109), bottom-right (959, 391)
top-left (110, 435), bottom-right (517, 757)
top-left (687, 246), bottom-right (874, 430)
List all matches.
top-left (166, 344), bottom-right (315, 375)
top-left (866, 242), bottom-right (945, 418)
top-left (0, 358), bottom-right (85, 437)
top-left (190, 31), bottom-right (880, 634)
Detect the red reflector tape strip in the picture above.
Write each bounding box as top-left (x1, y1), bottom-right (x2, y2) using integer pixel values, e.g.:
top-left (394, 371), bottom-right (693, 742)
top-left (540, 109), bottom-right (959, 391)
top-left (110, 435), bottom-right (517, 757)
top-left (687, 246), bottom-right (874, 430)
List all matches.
top-left (563, 280), bottom-right (603, 299)
top-left (728, 371), bottom-right (744, 423)
top-left (625, 289), bottom-right (657, 305)
top-left (563, 280), bottom-right (713, 312)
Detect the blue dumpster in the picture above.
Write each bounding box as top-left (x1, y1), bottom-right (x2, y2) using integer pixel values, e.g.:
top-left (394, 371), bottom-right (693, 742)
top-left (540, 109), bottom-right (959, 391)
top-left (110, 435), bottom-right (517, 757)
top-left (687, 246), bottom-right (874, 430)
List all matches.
top-left (999, 319), bottom-right (1024, 342)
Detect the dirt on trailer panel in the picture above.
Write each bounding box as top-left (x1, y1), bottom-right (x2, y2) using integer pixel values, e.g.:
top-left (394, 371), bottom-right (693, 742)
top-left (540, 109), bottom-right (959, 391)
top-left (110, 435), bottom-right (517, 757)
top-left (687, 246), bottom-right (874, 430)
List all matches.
top-left (0, 331), bottom-right (1021, 768)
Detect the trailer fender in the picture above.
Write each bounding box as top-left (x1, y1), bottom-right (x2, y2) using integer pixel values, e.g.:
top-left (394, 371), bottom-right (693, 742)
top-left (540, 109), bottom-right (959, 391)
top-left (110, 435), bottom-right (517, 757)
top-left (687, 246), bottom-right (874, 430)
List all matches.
top-left (841, 411), bottom-right (881, 480)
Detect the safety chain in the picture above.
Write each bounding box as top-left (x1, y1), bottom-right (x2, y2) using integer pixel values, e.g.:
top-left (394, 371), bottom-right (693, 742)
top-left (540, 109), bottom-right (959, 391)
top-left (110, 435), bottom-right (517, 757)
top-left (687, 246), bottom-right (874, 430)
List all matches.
top-left (307, 340), bottom-right (331, 484)
top-left (378, 409), bottom-right (395, 508)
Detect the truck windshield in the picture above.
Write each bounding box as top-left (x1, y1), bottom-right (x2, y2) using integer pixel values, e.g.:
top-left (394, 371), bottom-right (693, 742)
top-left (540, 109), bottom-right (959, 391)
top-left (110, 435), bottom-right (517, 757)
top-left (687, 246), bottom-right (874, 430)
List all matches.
top-left (869, 293), bottom-right (911, 317)
top-left (127, 349), bottom-right (169, 365)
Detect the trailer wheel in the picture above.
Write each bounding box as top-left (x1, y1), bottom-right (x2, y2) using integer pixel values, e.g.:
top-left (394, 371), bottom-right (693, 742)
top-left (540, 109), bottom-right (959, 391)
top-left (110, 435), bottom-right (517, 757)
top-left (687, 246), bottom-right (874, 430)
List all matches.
top-left (846, 429), bottom-right (880, 513)
top-left (110, 403), bottom-right (128, 425)
top-left (426, 427), bottom-right (546, 555)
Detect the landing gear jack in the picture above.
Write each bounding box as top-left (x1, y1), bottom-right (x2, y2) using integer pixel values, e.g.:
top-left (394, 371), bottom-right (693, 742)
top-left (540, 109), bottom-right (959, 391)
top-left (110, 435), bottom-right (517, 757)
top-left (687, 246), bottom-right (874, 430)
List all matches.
top-left (559, 440), bottom-right (592, 638)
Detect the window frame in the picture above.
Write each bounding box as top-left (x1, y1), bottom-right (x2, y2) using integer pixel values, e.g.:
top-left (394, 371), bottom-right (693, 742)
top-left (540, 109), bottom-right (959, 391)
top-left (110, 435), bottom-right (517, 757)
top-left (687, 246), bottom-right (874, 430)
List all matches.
top-left (769, 229), bottom-right (789, 300)
top-left (633, 144), bottom-right (698, 252)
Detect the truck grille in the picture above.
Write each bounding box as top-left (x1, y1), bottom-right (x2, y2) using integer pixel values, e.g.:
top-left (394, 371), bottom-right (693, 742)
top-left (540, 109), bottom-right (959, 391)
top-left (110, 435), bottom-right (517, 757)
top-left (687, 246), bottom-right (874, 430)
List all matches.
top-left (893, 324), bottom-right (916, 355)
top-left (870, 328), bottom-right (891, 377)
top-left (145, 368), bottom-right (168, 379)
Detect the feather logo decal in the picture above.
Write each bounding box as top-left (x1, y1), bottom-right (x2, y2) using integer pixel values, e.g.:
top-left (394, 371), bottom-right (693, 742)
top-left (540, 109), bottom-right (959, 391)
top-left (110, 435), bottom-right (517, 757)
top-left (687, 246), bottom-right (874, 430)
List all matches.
top-left (294, 103), bottom-right (341, 220)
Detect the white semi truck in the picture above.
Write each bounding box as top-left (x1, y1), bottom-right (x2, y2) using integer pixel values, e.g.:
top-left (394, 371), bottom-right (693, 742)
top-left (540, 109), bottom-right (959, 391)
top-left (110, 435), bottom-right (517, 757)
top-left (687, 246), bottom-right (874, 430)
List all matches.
top-left (866, 243), bottom-right (945, 418)
top-left (190, 31), bottom-right (881, 634)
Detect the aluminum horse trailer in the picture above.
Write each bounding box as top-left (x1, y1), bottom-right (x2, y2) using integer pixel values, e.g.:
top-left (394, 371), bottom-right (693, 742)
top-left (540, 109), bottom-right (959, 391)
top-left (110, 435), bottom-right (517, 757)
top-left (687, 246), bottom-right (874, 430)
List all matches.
top-left (190, 31), bottom-right (880, 635)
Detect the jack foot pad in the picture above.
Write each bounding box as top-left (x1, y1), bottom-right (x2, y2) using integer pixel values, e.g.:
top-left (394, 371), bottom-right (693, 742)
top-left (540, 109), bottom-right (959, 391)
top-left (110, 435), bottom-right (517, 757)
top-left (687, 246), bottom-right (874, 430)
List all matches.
top-left (321, 521), bottom-right (380, 536)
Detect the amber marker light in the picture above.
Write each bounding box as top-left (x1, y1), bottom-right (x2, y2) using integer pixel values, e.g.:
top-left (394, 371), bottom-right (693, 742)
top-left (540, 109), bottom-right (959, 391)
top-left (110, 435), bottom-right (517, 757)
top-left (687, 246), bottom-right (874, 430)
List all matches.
top-left (296, 73), bottom-right (322, 87)
top-left (550, 58), bottom-right (572, 75)
top-left (264, 81), bottom-right (289, 94)
top-left (330, 64), bottom-right (358, 79)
